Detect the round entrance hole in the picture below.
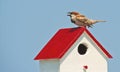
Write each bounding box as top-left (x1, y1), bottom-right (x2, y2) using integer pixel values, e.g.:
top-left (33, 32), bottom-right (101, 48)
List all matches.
top-left (78, 43), bottom-right (88, 55)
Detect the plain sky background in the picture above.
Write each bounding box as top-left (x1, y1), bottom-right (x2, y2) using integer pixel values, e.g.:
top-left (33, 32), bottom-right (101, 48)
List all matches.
top-left (0, 0), bottom-right (120, 72)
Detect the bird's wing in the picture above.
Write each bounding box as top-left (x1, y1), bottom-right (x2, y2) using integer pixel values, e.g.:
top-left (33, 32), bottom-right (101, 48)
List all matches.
top-left (76, 16), bottom-right (88, 23)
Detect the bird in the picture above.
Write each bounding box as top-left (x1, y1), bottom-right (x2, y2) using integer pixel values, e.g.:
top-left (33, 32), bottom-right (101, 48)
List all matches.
top-left (67, 11), bottom-right (106, 28)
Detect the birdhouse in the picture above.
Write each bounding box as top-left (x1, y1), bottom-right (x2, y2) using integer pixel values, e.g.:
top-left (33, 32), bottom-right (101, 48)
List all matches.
top-left (34, 27), bottom-right (112, 72)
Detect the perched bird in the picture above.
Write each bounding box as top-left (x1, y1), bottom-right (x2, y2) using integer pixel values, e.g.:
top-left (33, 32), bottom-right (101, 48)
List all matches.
top-left (67, 11), bottom-right (106, 28)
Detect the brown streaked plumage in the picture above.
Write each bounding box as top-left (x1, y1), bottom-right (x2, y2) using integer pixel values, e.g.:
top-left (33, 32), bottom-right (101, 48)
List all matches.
top-left (67, 11), bottom-right (106, 28)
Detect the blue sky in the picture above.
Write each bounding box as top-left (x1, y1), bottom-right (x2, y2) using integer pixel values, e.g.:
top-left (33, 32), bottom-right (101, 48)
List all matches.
top-left (0, 0), bottom-right (120, 72)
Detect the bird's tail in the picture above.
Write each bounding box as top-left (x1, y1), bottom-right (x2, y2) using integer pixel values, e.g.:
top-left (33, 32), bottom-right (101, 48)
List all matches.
top-left (94, 20), bottom-right (106, 23)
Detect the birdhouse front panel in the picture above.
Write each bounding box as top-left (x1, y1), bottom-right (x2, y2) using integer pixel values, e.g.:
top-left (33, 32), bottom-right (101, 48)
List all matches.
top-left (60, 32), bottom-right (108, 72)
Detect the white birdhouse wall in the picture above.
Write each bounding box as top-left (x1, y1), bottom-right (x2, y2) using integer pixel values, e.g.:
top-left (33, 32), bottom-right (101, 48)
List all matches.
top-left (60, 32), bottom-right (108, 72)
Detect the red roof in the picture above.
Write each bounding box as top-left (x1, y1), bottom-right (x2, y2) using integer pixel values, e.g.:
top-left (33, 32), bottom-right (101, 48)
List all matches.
top-left (34, 27), bottom-right (112, 60)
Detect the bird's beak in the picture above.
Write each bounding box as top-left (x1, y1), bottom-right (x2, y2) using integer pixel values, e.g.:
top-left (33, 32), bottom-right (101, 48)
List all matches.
top-left (67, 12), bottom-right (71, 16)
